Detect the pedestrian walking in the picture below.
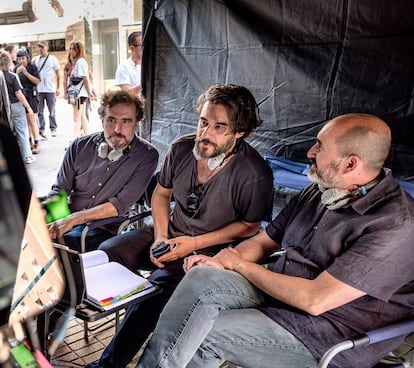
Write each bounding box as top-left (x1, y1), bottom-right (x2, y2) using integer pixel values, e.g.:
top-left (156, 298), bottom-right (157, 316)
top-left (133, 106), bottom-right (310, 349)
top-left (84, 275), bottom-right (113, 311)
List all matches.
top-left (33, 40), bottom-right (60, 138)
top-left (66, 40), bottom-right (95, 143)
top-left (15, 49), bottom-right (41, 154)
top-left (0, 51), bottom-right (36, 164)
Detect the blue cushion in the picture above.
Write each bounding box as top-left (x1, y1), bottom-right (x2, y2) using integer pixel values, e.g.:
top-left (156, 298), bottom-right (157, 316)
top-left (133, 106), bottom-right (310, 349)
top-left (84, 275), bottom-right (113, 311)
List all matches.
top-left (397, 180), bottom-right (414, 198)
top-left (264, 155), bottom-right (311, 191)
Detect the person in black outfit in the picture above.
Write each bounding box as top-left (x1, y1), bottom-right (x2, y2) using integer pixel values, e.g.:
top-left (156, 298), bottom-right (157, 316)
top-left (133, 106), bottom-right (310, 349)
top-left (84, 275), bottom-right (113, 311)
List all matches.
top-left (15, 49), bottom-right (41, 154)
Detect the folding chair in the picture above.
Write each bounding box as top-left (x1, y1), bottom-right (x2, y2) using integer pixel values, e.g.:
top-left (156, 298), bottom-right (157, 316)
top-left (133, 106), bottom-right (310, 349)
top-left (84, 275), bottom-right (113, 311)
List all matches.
top-left (38, 173), bottom-right (162, 353)
top-left (37, 243), bottom-right (161, 355)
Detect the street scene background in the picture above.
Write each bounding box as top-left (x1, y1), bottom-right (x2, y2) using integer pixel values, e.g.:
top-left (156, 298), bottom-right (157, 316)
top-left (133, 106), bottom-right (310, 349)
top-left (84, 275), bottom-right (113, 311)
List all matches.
top-left (26, 98), bottom-right (102, 195)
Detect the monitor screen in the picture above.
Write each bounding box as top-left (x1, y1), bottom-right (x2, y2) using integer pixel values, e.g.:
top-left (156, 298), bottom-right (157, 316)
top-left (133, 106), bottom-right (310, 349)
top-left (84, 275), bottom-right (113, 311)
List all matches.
top-left (0, 125), bottom-right (29, 326)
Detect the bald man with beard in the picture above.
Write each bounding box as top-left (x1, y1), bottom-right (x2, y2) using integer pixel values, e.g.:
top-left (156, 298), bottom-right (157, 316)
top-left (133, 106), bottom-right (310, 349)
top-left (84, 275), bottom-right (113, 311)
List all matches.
top-left (137, 113), bottom-right (414, 368)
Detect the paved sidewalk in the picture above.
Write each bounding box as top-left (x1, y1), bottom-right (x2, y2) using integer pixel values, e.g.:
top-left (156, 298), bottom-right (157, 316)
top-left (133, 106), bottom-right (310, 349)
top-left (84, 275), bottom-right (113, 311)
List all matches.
top-left (49, 310), bottom-right (143, 367)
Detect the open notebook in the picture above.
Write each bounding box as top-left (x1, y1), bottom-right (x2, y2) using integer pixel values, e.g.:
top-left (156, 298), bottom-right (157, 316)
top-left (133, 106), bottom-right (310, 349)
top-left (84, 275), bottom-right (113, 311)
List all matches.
top-left (80, 250), bottom-right (157, 311)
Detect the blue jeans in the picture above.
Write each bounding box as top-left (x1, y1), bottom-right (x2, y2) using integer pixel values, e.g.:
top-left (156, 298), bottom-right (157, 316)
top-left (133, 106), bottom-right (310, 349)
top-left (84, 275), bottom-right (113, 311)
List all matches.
top-left (11, 102), bottom-right (32, 159)
top-left (137, 267), bottom-right (317, 368)
top-left (85, 229), bottom-right (237, 368)
top-left (38, 92), bottom-right (57, 132)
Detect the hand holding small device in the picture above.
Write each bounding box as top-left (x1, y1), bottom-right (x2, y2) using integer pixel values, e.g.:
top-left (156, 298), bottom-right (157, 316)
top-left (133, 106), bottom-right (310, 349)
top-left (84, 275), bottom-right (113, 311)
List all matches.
top-left (152, 242), bottom-right (171, 258)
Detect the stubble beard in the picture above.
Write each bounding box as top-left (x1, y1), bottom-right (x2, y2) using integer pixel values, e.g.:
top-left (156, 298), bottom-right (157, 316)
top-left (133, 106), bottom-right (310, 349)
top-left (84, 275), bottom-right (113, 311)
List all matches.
top-left (194, 136), bottom-right (235, 159)
top-left (106, 133), bottom-right (129, 152)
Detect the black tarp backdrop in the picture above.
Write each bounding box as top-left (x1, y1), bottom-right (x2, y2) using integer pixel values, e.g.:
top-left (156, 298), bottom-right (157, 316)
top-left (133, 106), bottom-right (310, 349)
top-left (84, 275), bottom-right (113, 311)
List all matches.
top-left (142, 0), bottom-right (414, 182)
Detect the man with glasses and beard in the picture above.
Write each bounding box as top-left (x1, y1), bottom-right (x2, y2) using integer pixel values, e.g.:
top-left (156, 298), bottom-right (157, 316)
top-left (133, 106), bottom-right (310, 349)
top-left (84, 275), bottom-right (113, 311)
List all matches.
top-left (46, 90), bottom-right (158, 251)
top-left (87, 83), bottom-right (273, 368)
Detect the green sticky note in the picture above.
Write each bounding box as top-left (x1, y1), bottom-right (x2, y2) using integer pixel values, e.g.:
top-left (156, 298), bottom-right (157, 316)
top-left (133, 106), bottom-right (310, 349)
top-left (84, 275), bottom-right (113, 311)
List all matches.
top-left (10, 343), bottom-right (40, 367)
top-left (43, 189), bottom-right (71, 223)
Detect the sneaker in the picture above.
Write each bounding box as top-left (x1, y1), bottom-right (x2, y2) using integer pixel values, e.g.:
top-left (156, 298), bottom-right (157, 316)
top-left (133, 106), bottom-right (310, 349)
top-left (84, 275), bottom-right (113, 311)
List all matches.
top-left (51, 130), bottom-right (57, 137)
top-left (32, 144), bottom-right (40, 154)
top-left (25, 156), bottom-right (36, 165)
top-left (39, 131), bottom-right (47, 140)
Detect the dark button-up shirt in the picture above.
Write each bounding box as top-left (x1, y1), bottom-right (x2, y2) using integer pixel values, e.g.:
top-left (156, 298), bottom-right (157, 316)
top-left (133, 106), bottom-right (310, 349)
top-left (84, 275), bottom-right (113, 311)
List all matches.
top-left (50, 133), bottom-right (158, 216)
top-left (262, 169), bottom-right (414, 368)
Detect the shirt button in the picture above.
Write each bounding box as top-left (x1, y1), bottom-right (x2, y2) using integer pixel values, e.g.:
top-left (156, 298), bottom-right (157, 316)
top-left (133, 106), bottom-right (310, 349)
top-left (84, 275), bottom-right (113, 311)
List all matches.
top-left (107, 168), bottom-right (110, 172)
top-left (313, 225), bottom-right (318, 230)
top-left (92, 195), bottom-right (96, 199)
top-left (98, 183), bottom-right (102, 186)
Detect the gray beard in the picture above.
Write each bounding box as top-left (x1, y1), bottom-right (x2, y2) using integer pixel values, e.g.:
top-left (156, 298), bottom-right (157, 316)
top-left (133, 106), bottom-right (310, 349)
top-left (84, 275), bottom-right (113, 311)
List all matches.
top-left (318, 185), bottom-right (353, 210)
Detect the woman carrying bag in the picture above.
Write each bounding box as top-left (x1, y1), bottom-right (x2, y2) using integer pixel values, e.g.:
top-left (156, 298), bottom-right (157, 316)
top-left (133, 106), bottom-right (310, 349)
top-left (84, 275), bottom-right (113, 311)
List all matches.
top-left (66, 41), bottom-right (95, 144)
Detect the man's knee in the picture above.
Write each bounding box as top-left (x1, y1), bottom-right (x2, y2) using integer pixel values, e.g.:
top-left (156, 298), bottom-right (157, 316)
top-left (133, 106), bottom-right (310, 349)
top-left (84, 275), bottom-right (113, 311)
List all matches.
top-left (179, 267), bottom-right (259, 305)
top-left (179, 267), bottom-right (232, 295)
top-left (98, 229), bottom-right (153, 271)
top-left (98, 234), bottom-right (126, 258)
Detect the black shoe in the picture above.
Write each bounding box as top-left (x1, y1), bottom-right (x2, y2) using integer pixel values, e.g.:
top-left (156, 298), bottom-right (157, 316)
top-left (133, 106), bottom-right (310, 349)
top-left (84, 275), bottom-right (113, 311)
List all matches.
top-left (40, 131), bottom-right (47, 140)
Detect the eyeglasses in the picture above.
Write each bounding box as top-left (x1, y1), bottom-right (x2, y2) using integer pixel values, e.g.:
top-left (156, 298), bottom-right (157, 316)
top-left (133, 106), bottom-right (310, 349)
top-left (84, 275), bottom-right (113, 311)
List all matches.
top-left (198, 119), bottom-right (231, 136)
top-left (186, 185), bottom-right (203, 218)
top-left (104, 117), bottom-right (135, 127)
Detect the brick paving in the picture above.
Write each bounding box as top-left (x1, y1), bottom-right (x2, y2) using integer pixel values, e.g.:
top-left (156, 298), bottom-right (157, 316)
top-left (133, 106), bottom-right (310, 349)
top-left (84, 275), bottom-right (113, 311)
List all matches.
top-left (49, 311), bottom-right (142, 367)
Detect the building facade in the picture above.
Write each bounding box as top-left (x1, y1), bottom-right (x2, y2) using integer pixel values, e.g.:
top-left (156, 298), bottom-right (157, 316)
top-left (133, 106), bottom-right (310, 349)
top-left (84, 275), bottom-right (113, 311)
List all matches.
top-left (0, 0), bottom-right (142, 96)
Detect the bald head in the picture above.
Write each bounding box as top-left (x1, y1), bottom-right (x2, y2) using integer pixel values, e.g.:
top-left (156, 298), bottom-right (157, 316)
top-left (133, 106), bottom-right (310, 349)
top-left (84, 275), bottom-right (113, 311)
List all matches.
top-left (325, 113), bottom-right (391, 173)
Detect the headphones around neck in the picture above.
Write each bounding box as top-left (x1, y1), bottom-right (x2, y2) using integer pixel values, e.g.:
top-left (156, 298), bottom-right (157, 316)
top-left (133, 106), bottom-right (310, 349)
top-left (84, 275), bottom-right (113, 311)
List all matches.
top-left (193, 140), bottom-right (241, 170)
top-left (320, 171), bottom-right (384, 210)
top-left (97, 136), bottom-right (131, 162)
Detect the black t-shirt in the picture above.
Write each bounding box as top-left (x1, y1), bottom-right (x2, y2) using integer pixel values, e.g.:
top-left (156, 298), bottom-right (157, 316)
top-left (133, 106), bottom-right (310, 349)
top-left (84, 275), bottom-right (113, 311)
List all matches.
top-left (15, 63), bottom-right (40, 112)
top-left (16, 62), bottom-right (39, 91)
top-left (159, 134), bottom-right (273, 251)
top-left (4, 71), bottom-right (22, 104)
top-left (261, 171), bottom-right (414, 368)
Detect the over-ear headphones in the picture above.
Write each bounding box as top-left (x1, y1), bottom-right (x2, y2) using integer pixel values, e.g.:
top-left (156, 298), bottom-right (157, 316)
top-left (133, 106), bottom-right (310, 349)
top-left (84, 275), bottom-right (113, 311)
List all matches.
top-left (193, 140), bottom-right (241, 170)
top-left (97, 141), bottom-right (130, 162)
top-left (320, 171), bottom-right (384, 210)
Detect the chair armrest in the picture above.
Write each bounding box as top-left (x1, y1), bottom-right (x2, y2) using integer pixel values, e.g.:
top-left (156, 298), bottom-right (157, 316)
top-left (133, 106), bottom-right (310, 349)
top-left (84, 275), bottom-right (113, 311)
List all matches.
top-left (117, 210), bottom-right (152, 234)
top-left (319, 318), bottom-right (414, 368)
top-left (261, 248), bottom-right (286, 265)
top-left (84, 215), bottom-right (130, 232)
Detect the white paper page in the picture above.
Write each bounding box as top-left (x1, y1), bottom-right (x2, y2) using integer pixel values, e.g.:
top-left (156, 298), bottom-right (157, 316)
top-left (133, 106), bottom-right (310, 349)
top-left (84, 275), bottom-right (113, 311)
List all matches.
top-left (83, 261), bottom-right (152, 304)
top-left (81, 249), bottom-right (109, 269)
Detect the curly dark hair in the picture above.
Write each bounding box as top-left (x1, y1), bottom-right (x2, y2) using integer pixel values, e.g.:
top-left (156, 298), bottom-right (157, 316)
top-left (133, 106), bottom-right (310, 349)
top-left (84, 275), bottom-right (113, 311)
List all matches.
top-left (98, 90), bottom-right (145, 122)
top-left (195, 84), bottom-right (261, 138)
